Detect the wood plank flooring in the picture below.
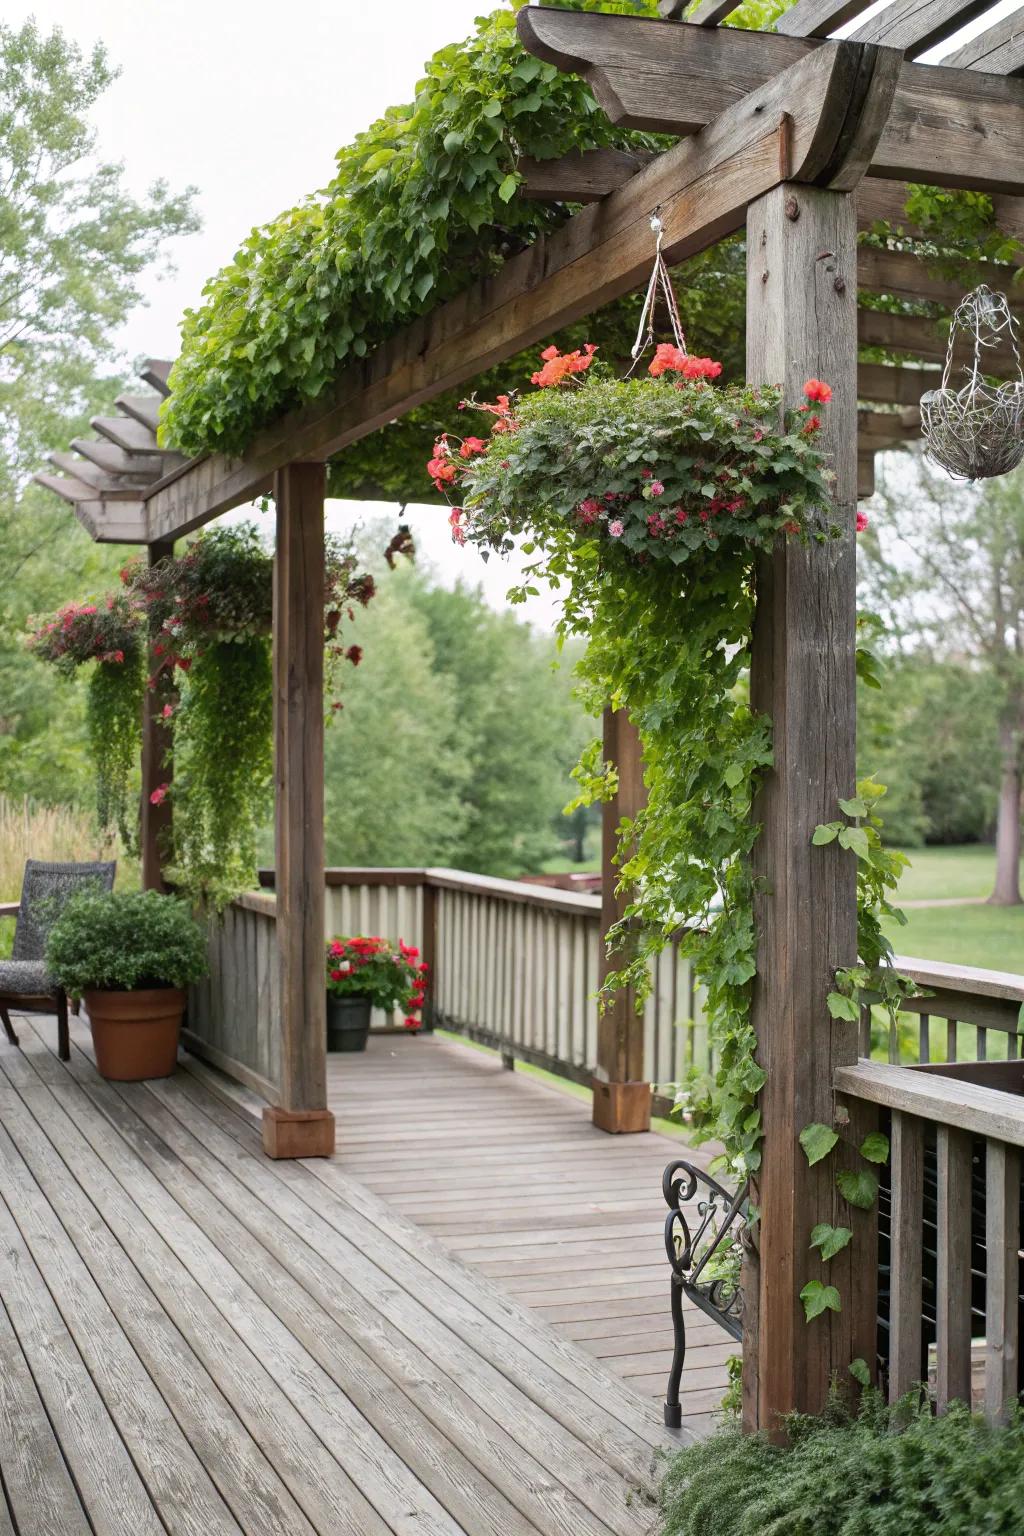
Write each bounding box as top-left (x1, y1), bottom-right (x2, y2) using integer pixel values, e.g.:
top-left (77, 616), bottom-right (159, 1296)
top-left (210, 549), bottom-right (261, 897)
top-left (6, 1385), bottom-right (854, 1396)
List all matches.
top-left (0, 1015), bottom-right (687, 1536)
top-left (326, 1033), bottom-right (734, 1433)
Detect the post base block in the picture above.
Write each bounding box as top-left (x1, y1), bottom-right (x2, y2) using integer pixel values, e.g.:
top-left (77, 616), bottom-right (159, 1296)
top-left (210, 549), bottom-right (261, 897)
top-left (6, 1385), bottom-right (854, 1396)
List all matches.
top-left (262, 1106), bottom-right (336, 1159)
top-left (591, 1078), bottom-right (652, 1134)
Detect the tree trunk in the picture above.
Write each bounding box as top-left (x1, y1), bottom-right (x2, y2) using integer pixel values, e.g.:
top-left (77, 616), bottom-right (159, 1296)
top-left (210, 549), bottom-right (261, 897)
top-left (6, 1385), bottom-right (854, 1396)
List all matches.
top-left (989, 715), bottom-right (1022, 907)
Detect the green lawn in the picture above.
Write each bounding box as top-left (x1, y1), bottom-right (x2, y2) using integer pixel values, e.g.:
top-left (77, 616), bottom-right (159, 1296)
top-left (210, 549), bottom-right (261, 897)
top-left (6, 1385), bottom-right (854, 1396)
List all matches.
top-left (884, 902), bottom-right (1024, 973)
top-left (892, 843), bottom-right (1019, 903)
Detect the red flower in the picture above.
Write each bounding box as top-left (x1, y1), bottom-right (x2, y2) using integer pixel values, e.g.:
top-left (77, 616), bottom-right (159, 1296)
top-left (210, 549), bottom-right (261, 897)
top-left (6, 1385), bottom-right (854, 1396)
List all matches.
top-left (459, 436), bottom-right (487, 459)
top-left (330, 940), bottom-right (345, 956)
top-left (330, 968), bottom-right (343, 982)
top-left (161, 702), bottom-right (174, 718)
top-left (149, 784), bottom-right (169, 806)
top-left (530, 343), bottom-right (597, 388)
top-left (801, 414), bottom-right (822, 434)
top-left (856, 509), bottom-right (870, 533)
top-left (449, 507), bottom-right (466, 546)
top-left (346, 645), bottom-right (362, 666)
top-left (803, 378), bottom-right (832, 403)
top-left (783, 519), bottom-right (801, 534)
top-left (403, 1016), bottom-right (420, 1031)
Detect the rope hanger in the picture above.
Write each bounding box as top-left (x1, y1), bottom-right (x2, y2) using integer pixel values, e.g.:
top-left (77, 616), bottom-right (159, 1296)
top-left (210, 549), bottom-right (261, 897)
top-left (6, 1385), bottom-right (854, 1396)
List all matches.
top-left (627, 211), bottom-right (688, 375)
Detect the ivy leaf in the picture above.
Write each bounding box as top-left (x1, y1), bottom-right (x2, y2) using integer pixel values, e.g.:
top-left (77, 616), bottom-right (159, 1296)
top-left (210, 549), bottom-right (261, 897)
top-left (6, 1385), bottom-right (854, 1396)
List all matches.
top-left (859, 1132), bottom-right (890, 1165)
top-left (827, 991), bottom-right (861, 1022)
top-left (497, 173), bottom-right (519, 204)
top-left (810, 1223), bottom-right (853, 1261)
top-left (812, 822), bottom-right (840, 845)
top-left (837, 825), bottom-right (870, 857)
top-left (723, 763), bottom-right (744, 789)
top-left (836, 1168), bottom-right (878, 1209)
top-left (800, 1280), bottom-right (842, 1321)
top-left (849, 1358), bottom-right (871, 1387)
top-left (838, 796), bottom-right (867, 818)
top-left (799, 1123), bottom-right (839, 1166)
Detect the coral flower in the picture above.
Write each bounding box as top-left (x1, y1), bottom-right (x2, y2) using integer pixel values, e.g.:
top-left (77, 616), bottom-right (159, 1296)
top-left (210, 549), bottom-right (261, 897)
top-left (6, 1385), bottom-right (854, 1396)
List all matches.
top-left (856, 510), bottom-right (870, 533)
top-left (803, 378), bottom-right (832, 403)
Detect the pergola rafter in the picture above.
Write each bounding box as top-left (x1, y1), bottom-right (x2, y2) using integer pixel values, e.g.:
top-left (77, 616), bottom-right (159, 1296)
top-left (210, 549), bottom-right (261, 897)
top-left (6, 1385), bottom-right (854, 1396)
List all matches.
top-left (30, 0), bottom-right (1024, 1432)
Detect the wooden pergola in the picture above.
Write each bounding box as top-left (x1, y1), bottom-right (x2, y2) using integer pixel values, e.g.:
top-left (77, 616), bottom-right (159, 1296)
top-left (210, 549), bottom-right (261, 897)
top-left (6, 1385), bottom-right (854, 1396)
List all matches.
top-left (35, 0), bottom-right (1024, 1430)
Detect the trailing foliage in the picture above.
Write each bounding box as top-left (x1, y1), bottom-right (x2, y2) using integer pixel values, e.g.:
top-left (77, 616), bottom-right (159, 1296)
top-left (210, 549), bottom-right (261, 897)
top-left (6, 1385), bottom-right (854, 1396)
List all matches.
top-left (125, 522), bottom-right (374, 905)
top-left (28, 596), bottom-right (145, 845)
top-left (46, 888), bottom-right (208, 995)
top-left (658, 1390), bottom-right (1024, 1536)
top-left (434, 355), bottom-right (837, 1180)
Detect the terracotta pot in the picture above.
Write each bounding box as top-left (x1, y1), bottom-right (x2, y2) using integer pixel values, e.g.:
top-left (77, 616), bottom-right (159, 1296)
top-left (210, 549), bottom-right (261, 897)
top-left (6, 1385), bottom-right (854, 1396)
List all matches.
top-left (84, 987), bottom-right (186, 1081)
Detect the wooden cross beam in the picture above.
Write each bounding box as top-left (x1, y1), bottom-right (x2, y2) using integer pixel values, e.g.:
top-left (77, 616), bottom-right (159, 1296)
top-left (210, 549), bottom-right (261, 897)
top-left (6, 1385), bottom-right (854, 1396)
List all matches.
top-left (143, 37), bottom-right (899, 545)
top-left (518, 9), bottom-right (1024, 193)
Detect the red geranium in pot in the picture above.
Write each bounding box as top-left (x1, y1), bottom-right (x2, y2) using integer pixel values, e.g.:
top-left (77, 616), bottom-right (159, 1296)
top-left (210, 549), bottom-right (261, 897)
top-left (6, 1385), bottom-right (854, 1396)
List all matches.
top-left (325, 935), bottom-right (428, 1051)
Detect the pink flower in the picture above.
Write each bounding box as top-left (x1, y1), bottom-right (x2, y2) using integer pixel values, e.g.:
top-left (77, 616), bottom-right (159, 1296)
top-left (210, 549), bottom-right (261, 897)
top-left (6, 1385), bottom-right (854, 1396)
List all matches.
top-left (856, 510), bottom-right (870, 533)
top-left (149, 784), bottom-right (169, 806)
top-left (161, 703), bottom-right (174, 718)
top-left (448, 507), bottom-right (466, 546)
top-left (608, 520), bottom-right (625, 538)
top-left (648, 480), bottom-right (664, 497)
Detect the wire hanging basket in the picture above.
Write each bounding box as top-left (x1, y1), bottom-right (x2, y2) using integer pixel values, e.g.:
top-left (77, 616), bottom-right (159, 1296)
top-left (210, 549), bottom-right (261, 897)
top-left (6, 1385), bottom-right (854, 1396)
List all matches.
top-left (920, 284), bottom-right (1024, 481)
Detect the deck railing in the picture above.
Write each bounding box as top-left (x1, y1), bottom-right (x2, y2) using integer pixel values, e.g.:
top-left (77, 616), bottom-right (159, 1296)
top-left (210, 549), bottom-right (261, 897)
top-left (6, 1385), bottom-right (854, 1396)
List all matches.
top-left (865, 957), bottom-right (1024, 1068)
top-left (836, 1058), bottom-right (1023, 1422)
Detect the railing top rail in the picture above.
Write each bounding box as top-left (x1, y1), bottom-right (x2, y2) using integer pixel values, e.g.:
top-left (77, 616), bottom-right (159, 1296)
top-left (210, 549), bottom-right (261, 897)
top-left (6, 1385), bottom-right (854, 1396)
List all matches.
top-left (890, 953), bottom-right (1024, 1005)
top-left (258, 865), bottom-right (604, 917)
top-left (835, 1059), bottom-right (1024, 1147)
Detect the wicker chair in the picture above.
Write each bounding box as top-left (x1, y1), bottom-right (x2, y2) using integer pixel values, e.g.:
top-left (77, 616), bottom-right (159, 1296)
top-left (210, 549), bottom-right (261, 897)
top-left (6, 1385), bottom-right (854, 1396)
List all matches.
top-left (0, 859), bottom-right (116, 1061)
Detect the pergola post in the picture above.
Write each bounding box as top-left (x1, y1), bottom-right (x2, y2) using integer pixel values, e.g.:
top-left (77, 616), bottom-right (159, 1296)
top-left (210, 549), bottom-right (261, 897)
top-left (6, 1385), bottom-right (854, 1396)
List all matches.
top-left (140, 539), bottom-right (175, 892)
top-left (744, 184), bottom-right (877, 1430)
top-left (262, 460), bottom-right (335, 1160)
top-left (592, 706), bottom-right (650, 1133)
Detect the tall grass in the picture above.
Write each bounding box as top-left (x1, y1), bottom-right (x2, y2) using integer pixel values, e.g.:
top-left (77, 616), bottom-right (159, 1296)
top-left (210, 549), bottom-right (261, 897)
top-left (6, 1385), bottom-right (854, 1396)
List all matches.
top-left (0, 798), bottom-right (138, 958)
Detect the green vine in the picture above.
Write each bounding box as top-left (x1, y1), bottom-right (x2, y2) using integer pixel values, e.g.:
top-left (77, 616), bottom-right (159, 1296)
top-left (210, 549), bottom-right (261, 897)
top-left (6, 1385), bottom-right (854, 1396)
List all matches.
top-left (434, 352), bottom-right (837, 1185)
top-left (28, 595), bottom-right (144, 846)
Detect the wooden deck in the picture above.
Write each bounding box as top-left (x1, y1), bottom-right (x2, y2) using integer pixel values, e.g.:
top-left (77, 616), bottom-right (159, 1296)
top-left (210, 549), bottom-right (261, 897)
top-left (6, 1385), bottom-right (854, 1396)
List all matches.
top-left (0, 1015), bottom-right (691, 1536)
top-left (327, 1032), bottom-right (733, 1433)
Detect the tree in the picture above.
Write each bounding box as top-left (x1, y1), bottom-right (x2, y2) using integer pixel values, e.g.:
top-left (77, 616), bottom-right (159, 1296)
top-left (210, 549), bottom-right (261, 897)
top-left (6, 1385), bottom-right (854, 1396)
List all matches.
top-left (317, 550), bottom-right (591, 877)
top-left (0, 19), bottom-right (198, 807)
top-left (861, 458), bottom-right (1024, 903)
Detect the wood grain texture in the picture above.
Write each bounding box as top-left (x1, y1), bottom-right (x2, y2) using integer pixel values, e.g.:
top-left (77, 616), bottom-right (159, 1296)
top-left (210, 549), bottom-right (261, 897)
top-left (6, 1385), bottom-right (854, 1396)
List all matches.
top-left (851, 0), bottom-right (995, 60)
top-left (776, 0), bottom-right (882, 37)
top-left (746, 183), bottom-right (867, 1431)
top-left (935, 1124), bottom-right (974, 1411)
top-left (273, 463), bottom-right (328, 1115)
top-left (943, 7), bottom-right (1024, 73)
top-left (984, 1139), bottom-right (1020, 1420)
top-left (887, 1110), bottom-right (925, 1402)
top-left (595, 709), bottom-right (647, 1103)
top-left (0, 1012), bottom-right (699, 1534)
top-left (140, 540), bottom-right (175, 892)
top-left (835, 1060), bottom-right (1024, 1145)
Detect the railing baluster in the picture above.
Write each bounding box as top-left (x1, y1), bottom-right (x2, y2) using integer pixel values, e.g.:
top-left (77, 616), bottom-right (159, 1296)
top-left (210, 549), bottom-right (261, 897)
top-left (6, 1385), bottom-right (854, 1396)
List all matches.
top-left (888, 1011), bottom-right (899, 1065)
top-left (1009, 1031), bottom-right (1019, 1061)
top-left (977, 1026), bottom-right (987, 1062)
top-left (919, 1013), bottom-right (930, 1064)
top-left (889, 1110), bottom-right (925, 1404)
top-left (985, 1139), bottom-right (1020, 1422)
top-left (859, 1002), bottom-right (871, 1059)
top-left (946, 1017), bottom-right (958, 1064)
top-left (935, 1124), bottom-right (974, 1412)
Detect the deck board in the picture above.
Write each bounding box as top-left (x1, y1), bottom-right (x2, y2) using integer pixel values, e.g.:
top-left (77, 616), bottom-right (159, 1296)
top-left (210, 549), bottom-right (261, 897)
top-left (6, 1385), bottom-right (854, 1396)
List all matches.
top-left (0, 1017), bottom-right (690, 1536)
top-left (324, 1034), bottom-right (733, 1434)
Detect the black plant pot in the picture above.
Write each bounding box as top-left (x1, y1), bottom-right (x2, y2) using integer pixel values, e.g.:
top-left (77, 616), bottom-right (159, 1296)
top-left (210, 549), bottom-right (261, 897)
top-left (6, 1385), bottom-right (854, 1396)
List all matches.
top-left (326, 993), bottom-right (372, 1052)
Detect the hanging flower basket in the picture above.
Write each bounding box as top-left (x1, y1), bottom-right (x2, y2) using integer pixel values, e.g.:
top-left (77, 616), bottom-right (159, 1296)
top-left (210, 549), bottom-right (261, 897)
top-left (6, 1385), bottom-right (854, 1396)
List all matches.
top-left (430, 351), bottom-right (838, 568)
top-left (920, 284), bottom-right (1024, 481)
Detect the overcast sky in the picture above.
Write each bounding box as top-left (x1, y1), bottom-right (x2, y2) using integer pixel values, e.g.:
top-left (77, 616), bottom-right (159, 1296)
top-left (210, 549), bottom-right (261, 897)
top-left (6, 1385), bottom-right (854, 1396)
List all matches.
top-left (10, 0), bottom-right (1018, 622)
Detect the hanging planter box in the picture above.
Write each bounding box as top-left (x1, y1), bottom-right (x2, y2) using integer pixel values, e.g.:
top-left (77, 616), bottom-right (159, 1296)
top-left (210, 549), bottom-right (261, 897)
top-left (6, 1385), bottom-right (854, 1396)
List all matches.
top-left (920, 285), bottom-right (1024, 482)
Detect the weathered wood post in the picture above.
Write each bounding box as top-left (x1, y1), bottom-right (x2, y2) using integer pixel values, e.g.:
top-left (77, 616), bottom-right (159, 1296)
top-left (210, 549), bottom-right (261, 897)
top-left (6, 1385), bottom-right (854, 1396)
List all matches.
top-left (140, 539), bottom-right (175, 892)
top-left (745, 183), bottom-right (876, 1430)
top-left (262, 461), bottom-right (335, 1159)
top-left (592, 706), bottom-right (651, 1133)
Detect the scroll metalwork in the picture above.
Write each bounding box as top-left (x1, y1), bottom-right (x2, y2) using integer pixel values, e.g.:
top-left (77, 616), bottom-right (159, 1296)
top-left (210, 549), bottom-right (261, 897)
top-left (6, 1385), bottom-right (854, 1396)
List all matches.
top-left (662, 1158), bottom-right (749, 1428)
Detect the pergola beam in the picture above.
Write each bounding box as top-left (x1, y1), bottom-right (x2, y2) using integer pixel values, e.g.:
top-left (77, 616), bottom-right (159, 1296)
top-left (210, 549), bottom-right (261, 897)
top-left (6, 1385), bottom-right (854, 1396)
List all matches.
top-left (517, 10), bottom-right (1024, 193)
top-left (146, 38), bottom-right (886, 544)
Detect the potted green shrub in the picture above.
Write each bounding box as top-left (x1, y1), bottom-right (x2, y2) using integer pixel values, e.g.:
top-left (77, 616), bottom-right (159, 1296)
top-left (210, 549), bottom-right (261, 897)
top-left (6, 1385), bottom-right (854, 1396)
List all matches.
top-left (46, 889), bottom-right (208, 1080)
top-left (326, 936), bottom-right (427, 1051)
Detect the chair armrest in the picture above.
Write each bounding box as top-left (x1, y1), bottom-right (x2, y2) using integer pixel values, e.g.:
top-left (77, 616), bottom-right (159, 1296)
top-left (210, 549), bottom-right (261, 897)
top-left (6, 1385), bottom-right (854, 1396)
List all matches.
top-left (0, 902), bottom-right (19, 918)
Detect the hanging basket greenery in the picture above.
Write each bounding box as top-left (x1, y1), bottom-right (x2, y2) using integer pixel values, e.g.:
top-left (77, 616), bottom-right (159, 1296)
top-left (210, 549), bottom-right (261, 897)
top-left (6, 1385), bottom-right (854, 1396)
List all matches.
top-left (29, 596), bottom-right (145, 846)
top-left (124, 522), bottom-right (375, 905)
top-left (431, 345), bottom-right (907, 1208)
